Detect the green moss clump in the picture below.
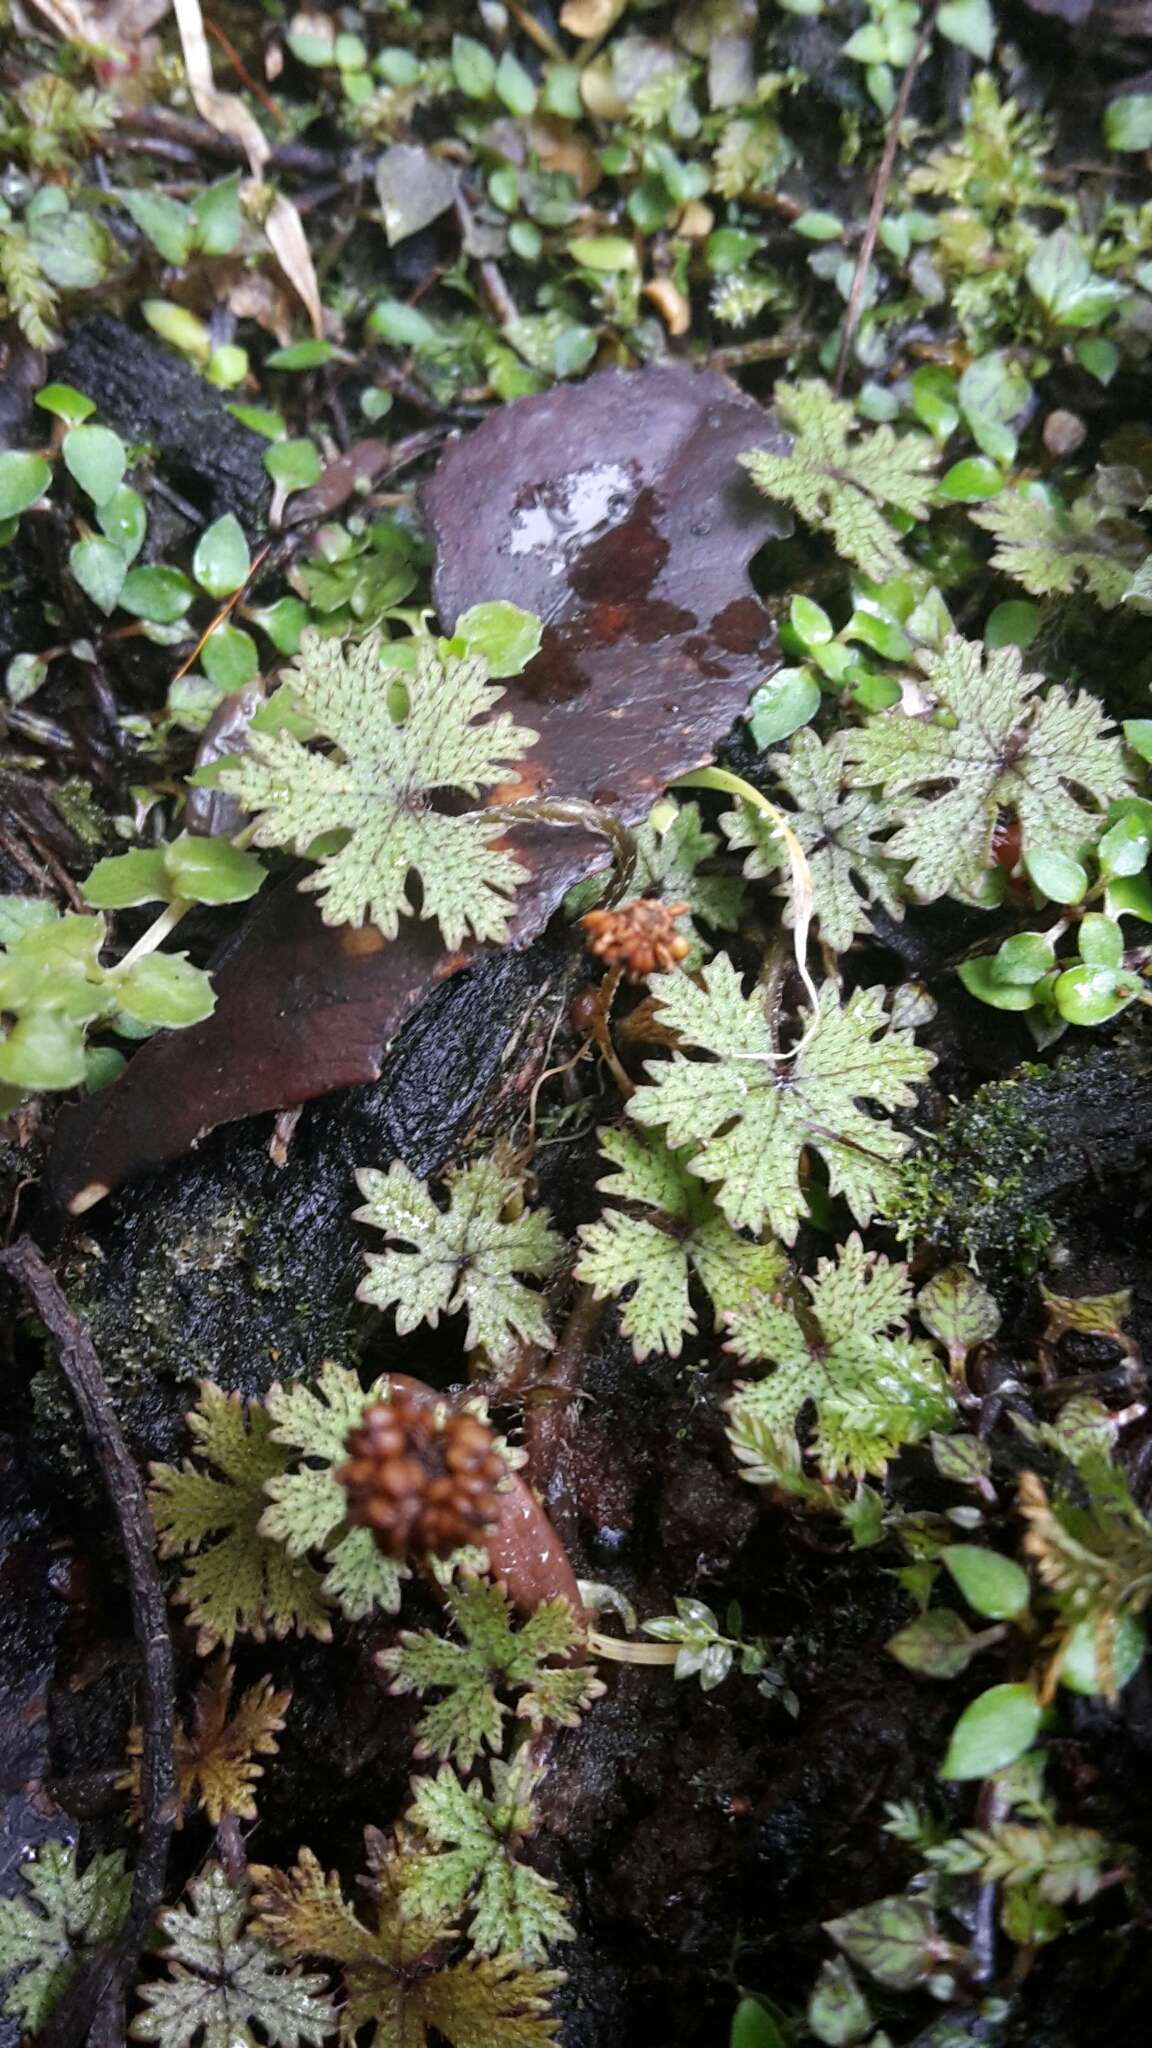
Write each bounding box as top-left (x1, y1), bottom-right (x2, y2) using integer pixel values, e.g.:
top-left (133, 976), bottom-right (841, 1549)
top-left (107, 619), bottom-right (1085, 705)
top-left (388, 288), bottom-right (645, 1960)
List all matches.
top-left (884, 1065), bottom-right (1052, 1274)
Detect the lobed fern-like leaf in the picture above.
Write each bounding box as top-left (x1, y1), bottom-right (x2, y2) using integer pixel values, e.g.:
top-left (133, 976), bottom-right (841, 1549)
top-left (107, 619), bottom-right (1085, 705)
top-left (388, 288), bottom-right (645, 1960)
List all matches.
top-left (576, 1126), bottom-right (785, 1359)
top-left (741, 380), bottom-right (936, 582)
top-left (379, 1578), bottom-right (600, 1771)
top-left (124, 1654), bottom-right (291, 1826)
top-left (842, 633), bottom-right (1130, 903)
top-left (628, 959), bottom-right (933, 1245)
top-left (252, 1829), bottom-right (562, 2047)
top-left (0, 1844), bottom-right (130, 2033)
top-left (720, 730), bottom-right (904, 954)
top-left (725, 1234), bottom-right (953, 1480)
top-left (354, 1159), bottom-right (560, 1362)
top-left (219, 633), bottom-right (538, 947)
top-left (404, 1759), bottom-right (574, 1964)
top-left (130, 1866), bottom-right (335, 2048)
top-left (971, 484), bottom-right (1146, 608)
top-left (149, 1384), bottom-right (330, 1654)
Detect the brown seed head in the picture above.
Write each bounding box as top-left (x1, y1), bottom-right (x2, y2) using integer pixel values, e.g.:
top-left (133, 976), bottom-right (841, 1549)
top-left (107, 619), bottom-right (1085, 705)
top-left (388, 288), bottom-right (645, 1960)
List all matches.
top-left (581, 897), bottom-right (692, 980)
top-left (337, 1389), bottom-right (506, 1560)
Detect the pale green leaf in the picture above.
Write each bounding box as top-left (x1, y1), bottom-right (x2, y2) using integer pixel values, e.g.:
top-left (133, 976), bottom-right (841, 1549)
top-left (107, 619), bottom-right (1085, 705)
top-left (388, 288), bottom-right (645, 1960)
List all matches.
top-left (629, 961), bottom-right (934, 1244)
top-left (576, 1127), bottom-right (785, 1359)
top-left (741, 380), bottom-right (936, 582)
top-left (219, 633), bottom-right (538, 946)
top-left (129, 1866), bottom-right (334, 2048)
top-left (0, 1845), bottom-right (130, 2033)
top-left (721, 730), bottom-right (904, 953)
top-left (149, 1384), bottom-right (330, 1653)
top-left (726, 1233), bottom-right (951, 1479)
top-left (354, 1158), bottom-right (559, 1362)
top-left (842, 634), bottom-right (1130, 903)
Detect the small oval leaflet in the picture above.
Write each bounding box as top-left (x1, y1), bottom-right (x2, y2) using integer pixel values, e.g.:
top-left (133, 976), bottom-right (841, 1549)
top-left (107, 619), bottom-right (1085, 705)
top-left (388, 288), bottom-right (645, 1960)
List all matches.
top-left (939, 1681), bottom-right (1042, 1781)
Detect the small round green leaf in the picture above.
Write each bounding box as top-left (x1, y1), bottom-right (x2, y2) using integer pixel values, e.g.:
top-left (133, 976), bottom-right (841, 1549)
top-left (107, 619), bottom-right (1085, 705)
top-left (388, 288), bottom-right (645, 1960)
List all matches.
top-left (265, 339), bottom-right (336, 370)
top-left (263, 439), bottom-right (323, 492)
top-left (917, 1266), bottom-right (1000, 1355)
top-left (0, 1011), bottom-right (88, 1091)
top-left (164, 833), bottom-right (265, 906)
top-left (1053, 962), bottom-right (1135, 1027)
top-left (1124, 719), bottom-right (1152, 763)
top-left (939, 1682), bottom-right (1041, 1780)
top-left (985, 600), bottom-right (1039, 649)
top-left (113, 953), bottom-right (216, 1028)
top-left (69, 537), bottom-right (127, 615)
top-left (1098, 812), bottom-right (1150, 879)
top-left (0, 451), bottom-right (52, 520)
top-left (790, 594), bottom-right (834, 646)
top-left (747, 667), bottom-right (820, 748)
top-left (1059, 1614), bottom-right (1145, 1696)
top-left (83, 849), bottom-right (171, 909)
top-left (568, 234), bottom-right (637, 272)
top-left (941, 1545), bottom-right (1030, 1620)
top-left (958, 956), bottom-right (1038, 1012)
top-left (35, 383), bottom-right (95, 425)
top-left (1025, 848), bottom-right (1088, 905)
top-left (193, 514), bottom-right (251, 598)
top-left (888, 1608), bottom-right (978, 1679)
top-left (1104, 93), bottom-right (1152, 152)
top-left (939, 456), bottom-right (1005, 502)
top-left (119, 567), bottom-right (196, 624)
top-left (249, 595), bottom-right (308, 657)
top-left (200, 625), bottom-right (261, 690)
top-left (6, 654), bottom-right (48, 705)
top-left (97, 486), bottom-right (147, 563)
top-left (730, 1998), bottom-right (788, 2048)
top-left (451, 601), bottom-right (542, 679)
top-left (61, 424), bottom-right (126, 508)
top-left (1078, 913), bottom-right (1125, 970)
top-left (992, 932), bottom-right (1056, 985)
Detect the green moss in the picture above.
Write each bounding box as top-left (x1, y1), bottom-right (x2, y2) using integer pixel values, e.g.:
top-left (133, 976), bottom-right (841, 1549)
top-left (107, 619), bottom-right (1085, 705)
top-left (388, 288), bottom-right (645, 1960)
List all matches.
top-left (884, 1065), bottom-right (1052, 1273)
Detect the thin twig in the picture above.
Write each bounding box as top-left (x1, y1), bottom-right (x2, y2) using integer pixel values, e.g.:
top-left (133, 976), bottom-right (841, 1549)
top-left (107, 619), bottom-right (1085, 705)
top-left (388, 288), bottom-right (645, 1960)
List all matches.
top-left (0, 1239), bottom-right (177, 2048)
top-left (833, 5), bottom-right (939, 394)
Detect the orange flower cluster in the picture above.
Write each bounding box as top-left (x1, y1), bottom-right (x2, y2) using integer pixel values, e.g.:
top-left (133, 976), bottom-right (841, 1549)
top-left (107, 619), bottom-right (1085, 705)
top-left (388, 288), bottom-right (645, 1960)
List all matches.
top-left (337, 1390), bottom-right (505, 1559)
top-left (581, 897), bottom-right (691, 979)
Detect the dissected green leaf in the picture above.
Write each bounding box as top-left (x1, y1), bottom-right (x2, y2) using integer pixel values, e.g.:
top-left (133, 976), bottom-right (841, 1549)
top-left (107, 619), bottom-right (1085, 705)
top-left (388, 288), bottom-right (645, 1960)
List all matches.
top-left (130, 1866), bottom-right (335, 2048)
top-left (252, 1831), bottom-right (562, 2047)
top-left (576, 1126), bottom-right (785, 1359)
top-left (405, 1760), bottom-right (574, 1964)
top-left (378, 1577), bottom-right (599, 1770)
top-left (0, 1844), bottom-right (130, 2032)
top-left (149, 1383), bottom-right (330, 1653)
top-left (219, 632), bottom-right (538, 946)
top-left (633, 800), bottom-right (745, 962)
top-left (629, 961), bottom-right (934, 1244)
top-left (721, 730), bottom-right (904, 953)
top-left (741, 380), bottom-right (936, 581)
top-left (842, 634), bottom-right (1130, 903)
top-left (725, 1233), bottom-right (952, 1479)
top-left (971, 485), bottom-right (1146, 608)
top-left (354, 1158), bottom-right (560, 1361)
top-left (259, 1360), bottom-right (409, 1620)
